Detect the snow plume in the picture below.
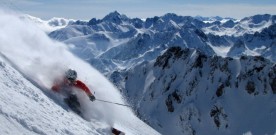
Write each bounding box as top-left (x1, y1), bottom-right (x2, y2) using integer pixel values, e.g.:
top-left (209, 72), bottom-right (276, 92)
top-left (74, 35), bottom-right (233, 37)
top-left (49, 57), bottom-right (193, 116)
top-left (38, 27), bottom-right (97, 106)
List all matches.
top-left (0, 9), bottom-right (131, 127)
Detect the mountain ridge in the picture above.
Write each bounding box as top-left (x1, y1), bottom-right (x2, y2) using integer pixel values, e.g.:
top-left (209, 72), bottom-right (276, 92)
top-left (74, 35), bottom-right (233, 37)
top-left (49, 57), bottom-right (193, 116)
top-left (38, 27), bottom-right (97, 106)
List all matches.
top-left (122, 46), bottom-right (276, 135)
top-left (47, 12), bottom-right (275, 77)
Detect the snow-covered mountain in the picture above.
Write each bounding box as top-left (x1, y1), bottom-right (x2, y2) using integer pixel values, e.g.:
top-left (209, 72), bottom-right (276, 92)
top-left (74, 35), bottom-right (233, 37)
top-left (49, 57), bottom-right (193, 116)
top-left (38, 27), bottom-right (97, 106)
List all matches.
top-left (20, 14), bottom-right (76, 33)
top-left (0, 10), bottom-right (160, 135)
top-left (227, 24), bottom-right (276, 62)
top-left (202, 14), bottom-right (275, 36)
top-left (122, 47), bottom-right (276, 135)
top-left (48, 12), bottom-right (275, 77)
top-left (11, 11), bottom-right (275, 135)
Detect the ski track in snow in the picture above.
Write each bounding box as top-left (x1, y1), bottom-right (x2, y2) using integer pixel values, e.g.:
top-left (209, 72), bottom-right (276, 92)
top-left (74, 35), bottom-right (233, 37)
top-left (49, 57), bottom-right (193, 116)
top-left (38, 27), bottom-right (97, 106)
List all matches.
top-left (0, 10), bottom-right (160, 135)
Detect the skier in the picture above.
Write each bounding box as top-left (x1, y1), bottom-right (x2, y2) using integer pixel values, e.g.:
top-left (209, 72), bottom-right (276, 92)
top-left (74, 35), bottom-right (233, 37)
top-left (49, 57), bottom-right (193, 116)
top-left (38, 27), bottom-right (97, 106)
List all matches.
top-left (51, 69), bottom-right (96, 114)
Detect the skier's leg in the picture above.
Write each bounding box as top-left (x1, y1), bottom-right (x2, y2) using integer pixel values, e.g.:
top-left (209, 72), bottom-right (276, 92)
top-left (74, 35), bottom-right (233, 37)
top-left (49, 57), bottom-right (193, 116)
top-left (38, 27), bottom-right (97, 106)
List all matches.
top-left (112, 127), bottom-right (125, 135)
top-left (64, 94), bottom-right (82, 115)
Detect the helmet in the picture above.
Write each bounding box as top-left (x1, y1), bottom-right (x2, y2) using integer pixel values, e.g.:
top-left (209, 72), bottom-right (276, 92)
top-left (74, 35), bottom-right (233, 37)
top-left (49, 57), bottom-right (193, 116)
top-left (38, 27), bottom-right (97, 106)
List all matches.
top-left (65, 69), bottom-right (77, 81)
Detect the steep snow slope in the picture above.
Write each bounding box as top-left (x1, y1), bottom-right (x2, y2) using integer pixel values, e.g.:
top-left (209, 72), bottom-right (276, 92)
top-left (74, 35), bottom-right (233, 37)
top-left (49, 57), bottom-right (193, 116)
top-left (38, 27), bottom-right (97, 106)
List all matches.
top-left (123, 47), bottom-right (276, 135)
top-left (0, 10), bottom-right (160, 135)
top-left (0, 55), bottom-right (107, 135)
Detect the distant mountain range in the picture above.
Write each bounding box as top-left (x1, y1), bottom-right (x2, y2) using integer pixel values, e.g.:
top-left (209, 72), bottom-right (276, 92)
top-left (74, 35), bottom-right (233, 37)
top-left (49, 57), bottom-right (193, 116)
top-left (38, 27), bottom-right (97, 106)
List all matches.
top-left (27, 11), bottom-right (276, 135)
top-left (45, 11), bottom-right (275, 74)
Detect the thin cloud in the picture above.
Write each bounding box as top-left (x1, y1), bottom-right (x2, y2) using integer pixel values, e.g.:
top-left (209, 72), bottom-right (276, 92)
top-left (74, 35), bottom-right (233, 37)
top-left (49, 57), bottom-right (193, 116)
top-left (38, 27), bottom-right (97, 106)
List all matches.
top-left (165, 4), bottom-right (276, 18)
top-left (3, 0), bottom-right (276, 20)
top-left (8, 0), bottom-right (43, 6)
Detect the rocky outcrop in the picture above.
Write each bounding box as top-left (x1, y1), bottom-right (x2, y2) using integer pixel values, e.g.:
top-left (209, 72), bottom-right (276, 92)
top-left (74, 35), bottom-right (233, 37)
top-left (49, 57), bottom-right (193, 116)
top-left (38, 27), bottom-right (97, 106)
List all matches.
top-left (124, 47), bottom-right (276, 135)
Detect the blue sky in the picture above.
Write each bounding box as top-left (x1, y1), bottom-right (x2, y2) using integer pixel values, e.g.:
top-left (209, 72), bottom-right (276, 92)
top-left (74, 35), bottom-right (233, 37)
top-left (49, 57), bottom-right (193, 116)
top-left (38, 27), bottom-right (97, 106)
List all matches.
top-left (1, 0), bottom-right (276, 20)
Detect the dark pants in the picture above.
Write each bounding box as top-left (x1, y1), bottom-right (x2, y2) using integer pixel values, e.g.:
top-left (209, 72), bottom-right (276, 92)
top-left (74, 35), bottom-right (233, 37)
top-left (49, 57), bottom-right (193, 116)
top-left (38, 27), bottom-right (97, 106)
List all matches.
top-left (64, 94), bottom-right (81, 115)
top-left (112, 128), bottom-right (125, 135)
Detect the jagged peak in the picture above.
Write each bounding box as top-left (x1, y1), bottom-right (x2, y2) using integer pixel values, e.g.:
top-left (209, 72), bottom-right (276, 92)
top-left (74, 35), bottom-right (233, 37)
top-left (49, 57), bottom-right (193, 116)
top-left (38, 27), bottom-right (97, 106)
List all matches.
top-left (207, 16), bottom-right (224, 21)
top-left (194, 15), bottom-right (234, 22)
top-left (259, 23), bottom-right (276, 34)
top-left (154, 47), bottom-right (206, 69)
top-left (161, 13), bottom-right (194, 23)
top-left (240, 14), bottom-right (273, 24)
top-left (106, 11), bottom-right (121, 17)
top-left (102, 11), bottom-right (128, 24)
top-left (87, 18), bottom-right (101, 25)
top-left (162, 13), bottom-right (179, 19)
top-left (233, 40), bottom-right (246, 48)
top-left (221, 19), bottom-right (236, 28)
top-left (155, 46), bottom-right (273, 70)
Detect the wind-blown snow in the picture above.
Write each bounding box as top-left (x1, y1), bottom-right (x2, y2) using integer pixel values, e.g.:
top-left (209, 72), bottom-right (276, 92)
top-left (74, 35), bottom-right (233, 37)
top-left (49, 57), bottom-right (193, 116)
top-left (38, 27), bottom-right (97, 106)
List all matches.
top-left (0, 9), bottom-right (160, 135)
top-left (0, 56), bottom-right (105, 135)
top-left (20, 14), bottom-right (75, 33)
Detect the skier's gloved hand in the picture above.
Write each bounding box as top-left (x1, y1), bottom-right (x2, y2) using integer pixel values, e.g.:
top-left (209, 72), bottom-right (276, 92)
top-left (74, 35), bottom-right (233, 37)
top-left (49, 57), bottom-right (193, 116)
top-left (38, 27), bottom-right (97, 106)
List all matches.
top-left (89, 95), bottom-right (96, 102)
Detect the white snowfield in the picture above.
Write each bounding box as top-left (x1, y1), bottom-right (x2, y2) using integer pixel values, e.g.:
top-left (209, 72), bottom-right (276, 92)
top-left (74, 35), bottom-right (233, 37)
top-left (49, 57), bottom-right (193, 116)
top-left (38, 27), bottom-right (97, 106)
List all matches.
top-left (0, 10), bottom-right (160, 135)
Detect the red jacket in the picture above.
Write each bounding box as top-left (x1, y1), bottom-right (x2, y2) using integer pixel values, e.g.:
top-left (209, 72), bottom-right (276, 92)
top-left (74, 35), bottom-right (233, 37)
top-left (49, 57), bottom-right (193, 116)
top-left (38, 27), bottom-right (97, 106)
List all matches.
top-left (52, 79), bottom-right (93, 96)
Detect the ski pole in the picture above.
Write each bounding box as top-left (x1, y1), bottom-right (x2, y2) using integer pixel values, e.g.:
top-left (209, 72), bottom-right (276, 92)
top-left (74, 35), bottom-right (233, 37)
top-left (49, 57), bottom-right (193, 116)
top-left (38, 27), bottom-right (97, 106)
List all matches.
top-left (96, 99), bottom-right (132, 107)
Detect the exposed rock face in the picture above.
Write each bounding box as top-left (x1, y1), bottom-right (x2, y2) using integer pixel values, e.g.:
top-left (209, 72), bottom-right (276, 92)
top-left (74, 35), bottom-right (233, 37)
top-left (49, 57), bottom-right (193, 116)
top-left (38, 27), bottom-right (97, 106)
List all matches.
top-left (123, 47), bottom-right (276, 135)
